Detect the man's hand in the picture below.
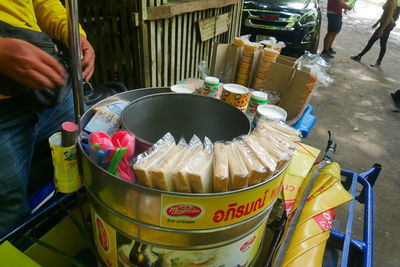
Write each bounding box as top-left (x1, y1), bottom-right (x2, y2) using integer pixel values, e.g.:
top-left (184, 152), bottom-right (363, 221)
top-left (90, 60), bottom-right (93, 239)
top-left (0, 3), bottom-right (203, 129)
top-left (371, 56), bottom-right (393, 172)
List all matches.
top-left (0, 38), bottom-right (66, 91)
top-left (338, 0), bottom-right (353, 10)
top-left (80, 35), bottom-right (95, 81)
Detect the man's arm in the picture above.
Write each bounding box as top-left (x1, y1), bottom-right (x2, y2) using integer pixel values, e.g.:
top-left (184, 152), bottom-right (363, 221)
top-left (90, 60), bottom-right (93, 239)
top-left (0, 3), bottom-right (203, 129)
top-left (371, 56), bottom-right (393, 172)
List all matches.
top-left (336, 0), bottom-right (353, 10)
top-left (32, 0), bottom-right (86, 46)
top-left (32, 0), bottom-right (95, 81)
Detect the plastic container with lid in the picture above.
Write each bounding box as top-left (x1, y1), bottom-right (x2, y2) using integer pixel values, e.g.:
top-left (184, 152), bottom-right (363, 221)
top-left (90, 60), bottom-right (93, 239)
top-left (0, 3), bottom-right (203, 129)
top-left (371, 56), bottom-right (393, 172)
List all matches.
top-left (202, 76), bottom-right (220, 99)
top-left (252, 104), bottom-right (287, 128)
top-left (170, 84), bottom-right (196, 94)
top-left (247, 91), bottom-right (268, 115)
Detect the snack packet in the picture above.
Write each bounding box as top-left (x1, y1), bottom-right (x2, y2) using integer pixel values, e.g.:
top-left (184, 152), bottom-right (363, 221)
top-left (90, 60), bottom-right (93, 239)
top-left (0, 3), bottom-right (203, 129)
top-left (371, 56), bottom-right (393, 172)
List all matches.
top-left (252, 134), bottom-right (291, 173)
top-left (233, 140), bottom-right (268, 185)
top-left (133, 133), bottom-right (175, 188)
top-left (213, 142), bottom-right (229, 192)
top-left (149, 138), bottom-right (187, 191)
top-left (256, 119), bottom-right (301, 142)
top-left (172, 135), bottom-right (203, 193)
top-left (243, 135), bottom-right (277, 177)
top-left (185, 137), bottom-right (214, 193)
top-left (226, 142), bottom-right (249, 190)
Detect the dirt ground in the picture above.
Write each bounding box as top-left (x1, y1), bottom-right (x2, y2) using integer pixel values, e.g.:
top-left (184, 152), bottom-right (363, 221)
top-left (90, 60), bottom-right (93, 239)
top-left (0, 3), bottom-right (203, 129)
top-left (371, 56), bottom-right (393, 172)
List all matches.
top-left (305, 0), bottom-right (400, 266)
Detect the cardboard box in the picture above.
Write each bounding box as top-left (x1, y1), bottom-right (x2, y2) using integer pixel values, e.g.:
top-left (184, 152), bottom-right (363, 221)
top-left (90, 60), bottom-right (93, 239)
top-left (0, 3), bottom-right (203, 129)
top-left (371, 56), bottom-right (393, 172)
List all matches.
top-left (210, 43), bottom-right (312, 121)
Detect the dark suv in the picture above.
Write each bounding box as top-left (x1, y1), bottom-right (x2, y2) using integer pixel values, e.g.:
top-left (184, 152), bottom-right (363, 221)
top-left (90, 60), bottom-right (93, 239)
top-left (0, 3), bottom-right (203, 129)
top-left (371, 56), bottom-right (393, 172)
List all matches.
top-left (241, 0), bottom-right (322, 56)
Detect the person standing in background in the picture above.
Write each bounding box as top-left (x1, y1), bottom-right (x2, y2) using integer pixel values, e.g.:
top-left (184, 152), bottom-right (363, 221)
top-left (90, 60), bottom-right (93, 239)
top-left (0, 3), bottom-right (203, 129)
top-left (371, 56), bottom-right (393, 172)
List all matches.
top-left (0, 0), bottom-right (95, 236)
top-left (321, 0), bottom-right (353, 58)
top-left (350, 0), bottom-right (399, 67)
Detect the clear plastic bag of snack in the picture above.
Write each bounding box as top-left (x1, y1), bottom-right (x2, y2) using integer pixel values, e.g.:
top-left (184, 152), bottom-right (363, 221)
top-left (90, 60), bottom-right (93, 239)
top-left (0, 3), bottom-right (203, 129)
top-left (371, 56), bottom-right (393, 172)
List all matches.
top-left (197, 61), bottom-right (209, 80)
top-left (262, 48), bottom-right (280, 61)
top-left (172, 135), bottom-right (203, 193)
top-left (236, 42), bottom-right (262, 86)
top-left (251, 134), bottom-right (292, 173)
top-left (184, 137), bottom-right (214, 193)
top-left (260, 37), bottom-right (277, 48)
top-left (272, 41), bottom-right (286, 53)
top-left (226, 142), bottom-right (249, 190)
top-left (234, 34), bottom-right (251, 47)
top-left (265, 119), bottom-right (301, 137)
top-left (297, 51), bottom-right (333, 87)
top-left (149, 137), bottom-right (187, 191)
top-left (233, 139), bottom-right (268, 185)
top-left (256, 133), bottom-right (292, 160)
top-left (256, 130), bottom-right (296, 153)
top-left (213, 142), bottom-right (230, 192)
top-left (176, 78), bottom-right (204, 93)
top-left (133, 133), bottom-right (175, 188)
top-left (243, 135), bottom-right (277, 176)
top-left (256, 119), bottom-right (301, 142)
top-left (264, 91), bottom-right (281, 105)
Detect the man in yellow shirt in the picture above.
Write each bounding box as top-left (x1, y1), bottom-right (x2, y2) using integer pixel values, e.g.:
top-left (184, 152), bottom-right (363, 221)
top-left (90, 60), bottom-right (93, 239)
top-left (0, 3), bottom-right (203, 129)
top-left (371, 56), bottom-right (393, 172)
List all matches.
top-left (0, 0), bottom-right (95, 235)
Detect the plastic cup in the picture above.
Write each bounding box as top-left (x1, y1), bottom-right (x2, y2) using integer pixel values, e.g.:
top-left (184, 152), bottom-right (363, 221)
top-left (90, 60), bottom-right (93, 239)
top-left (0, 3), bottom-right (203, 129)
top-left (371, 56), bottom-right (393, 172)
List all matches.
top-left (220, 84), bottom-right (250, 112)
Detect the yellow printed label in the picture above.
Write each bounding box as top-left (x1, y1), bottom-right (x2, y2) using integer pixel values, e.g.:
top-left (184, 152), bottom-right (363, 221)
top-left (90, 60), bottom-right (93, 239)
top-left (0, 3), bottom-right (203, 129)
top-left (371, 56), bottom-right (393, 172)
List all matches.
top-left (91, 208), bottom-right (118, 267)
top-left (282, 143), bottom-right (320, 214)
top-left (161, 173), bottom-right (284, 229)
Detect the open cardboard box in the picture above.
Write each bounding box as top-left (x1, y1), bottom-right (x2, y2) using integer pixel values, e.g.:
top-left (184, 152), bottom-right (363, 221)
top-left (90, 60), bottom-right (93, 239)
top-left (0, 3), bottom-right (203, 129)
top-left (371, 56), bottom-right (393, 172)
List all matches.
top-left (210, 43), bottom-right (312, 122)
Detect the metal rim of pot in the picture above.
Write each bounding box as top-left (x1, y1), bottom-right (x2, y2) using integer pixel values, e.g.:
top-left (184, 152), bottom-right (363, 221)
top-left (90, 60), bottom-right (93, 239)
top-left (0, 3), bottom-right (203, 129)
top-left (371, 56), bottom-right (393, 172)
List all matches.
top-left (120, 92), bottom-right (252, 146)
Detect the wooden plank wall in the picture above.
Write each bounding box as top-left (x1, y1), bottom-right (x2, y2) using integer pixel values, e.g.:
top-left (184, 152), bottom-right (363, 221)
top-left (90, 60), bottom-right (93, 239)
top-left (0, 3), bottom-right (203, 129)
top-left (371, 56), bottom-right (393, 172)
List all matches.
top-left (78, 0), bottom-right (244, 89)
top-left (79, 0), bottom-right (143, 89)
top-left (144, 0), bottom-right (243, 87)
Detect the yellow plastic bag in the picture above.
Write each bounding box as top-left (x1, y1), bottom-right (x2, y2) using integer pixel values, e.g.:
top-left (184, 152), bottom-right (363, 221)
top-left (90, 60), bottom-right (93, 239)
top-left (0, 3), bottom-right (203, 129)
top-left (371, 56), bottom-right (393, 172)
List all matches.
top-left (281, 143), bottom-right (320, 214)
top-left (284, 232), bottom-right (329, 267)
top-left (282, 231), bottom-right (330, 266)
top-left (274, 162), bottom-right (353, 267)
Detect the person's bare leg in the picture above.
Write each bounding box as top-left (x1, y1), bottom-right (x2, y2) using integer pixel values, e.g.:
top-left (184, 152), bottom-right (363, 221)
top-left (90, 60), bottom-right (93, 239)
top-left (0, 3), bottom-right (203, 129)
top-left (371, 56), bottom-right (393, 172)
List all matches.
top-left (327, 32), bottom-right (339, 50)
top-left (323, 32), bottom-right (334, 51)
top-left (323, 32), bottom-right (338, 51)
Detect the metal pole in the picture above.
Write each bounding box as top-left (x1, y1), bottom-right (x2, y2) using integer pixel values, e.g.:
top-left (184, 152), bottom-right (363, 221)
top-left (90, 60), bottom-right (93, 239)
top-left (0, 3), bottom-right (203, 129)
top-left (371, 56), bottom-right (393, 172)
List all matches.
top-left (271, 160), bottom-right (326, 267)
top-left (66, 0), bottom-right (84, 128)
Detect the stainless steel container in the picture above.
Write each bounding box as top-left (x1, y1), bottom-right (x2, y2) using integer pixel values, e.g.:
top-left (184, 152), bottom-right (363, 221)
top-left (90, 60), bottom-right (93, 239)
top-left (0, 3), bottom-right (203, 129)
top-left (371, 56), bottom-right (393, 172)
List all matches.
top-left (79, 88), bottom-right (287, 266)
top-left (120, 93), bottom-right (252, 154)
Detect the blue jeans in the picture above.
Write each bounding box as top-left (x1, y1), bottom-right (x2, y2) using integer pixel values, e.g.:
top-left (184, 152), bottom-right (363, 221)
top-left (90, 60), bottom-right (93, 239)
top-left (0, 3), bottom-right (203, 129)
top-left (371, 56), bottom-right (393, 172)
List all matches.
top-left (0, 91), bottom-right (74, 236)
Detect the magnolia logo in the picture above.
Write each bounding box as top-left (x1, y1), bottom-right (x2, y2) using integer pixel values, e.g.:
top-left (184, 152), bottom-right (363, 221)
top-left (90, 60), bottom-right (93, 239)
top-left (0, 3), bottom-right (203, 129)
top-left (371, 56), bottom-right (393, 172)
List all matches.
top-left (166, 204), bottom-right (202, 218)
top-left (240, 236), bottom-right (256, 252)
top-left (96, 218), bottom-right (109, 251)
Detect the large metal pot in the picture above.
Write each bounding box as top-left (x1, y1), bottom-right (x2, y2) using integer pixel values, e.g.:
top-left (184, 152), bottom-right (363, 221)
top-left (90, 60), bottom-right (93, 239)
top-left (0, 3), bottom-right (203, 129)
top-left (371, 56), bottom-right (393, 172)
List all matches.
top-left (79, 88), bottom-right (287, 266)
top-left (81, 87), bottom-right (170, 127)
top-left (120, 93), bottom-right (251, 154)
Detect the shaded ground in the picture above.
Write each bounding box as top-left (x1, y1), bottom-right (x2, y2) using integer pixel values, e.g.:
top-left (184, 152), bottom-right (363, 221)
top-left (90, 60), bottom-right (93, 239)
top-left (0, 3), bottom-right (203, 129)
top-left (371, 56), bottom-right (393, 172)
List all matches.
top-left (306, 0), bottom-right (400, 266)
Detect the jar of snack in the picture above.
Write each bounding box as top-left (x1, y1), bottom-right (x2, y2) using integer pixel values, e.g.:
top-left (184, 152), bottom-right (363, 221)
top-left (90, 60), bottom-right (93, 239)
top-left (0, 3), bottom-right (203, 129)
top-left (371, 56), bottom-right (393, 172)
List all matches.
top-left (247, 91), bottom-right (268, 114)
top-left (252, 104), bottom-right (287, 128)
top-left (202, 76), bottom-right (220, 98)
